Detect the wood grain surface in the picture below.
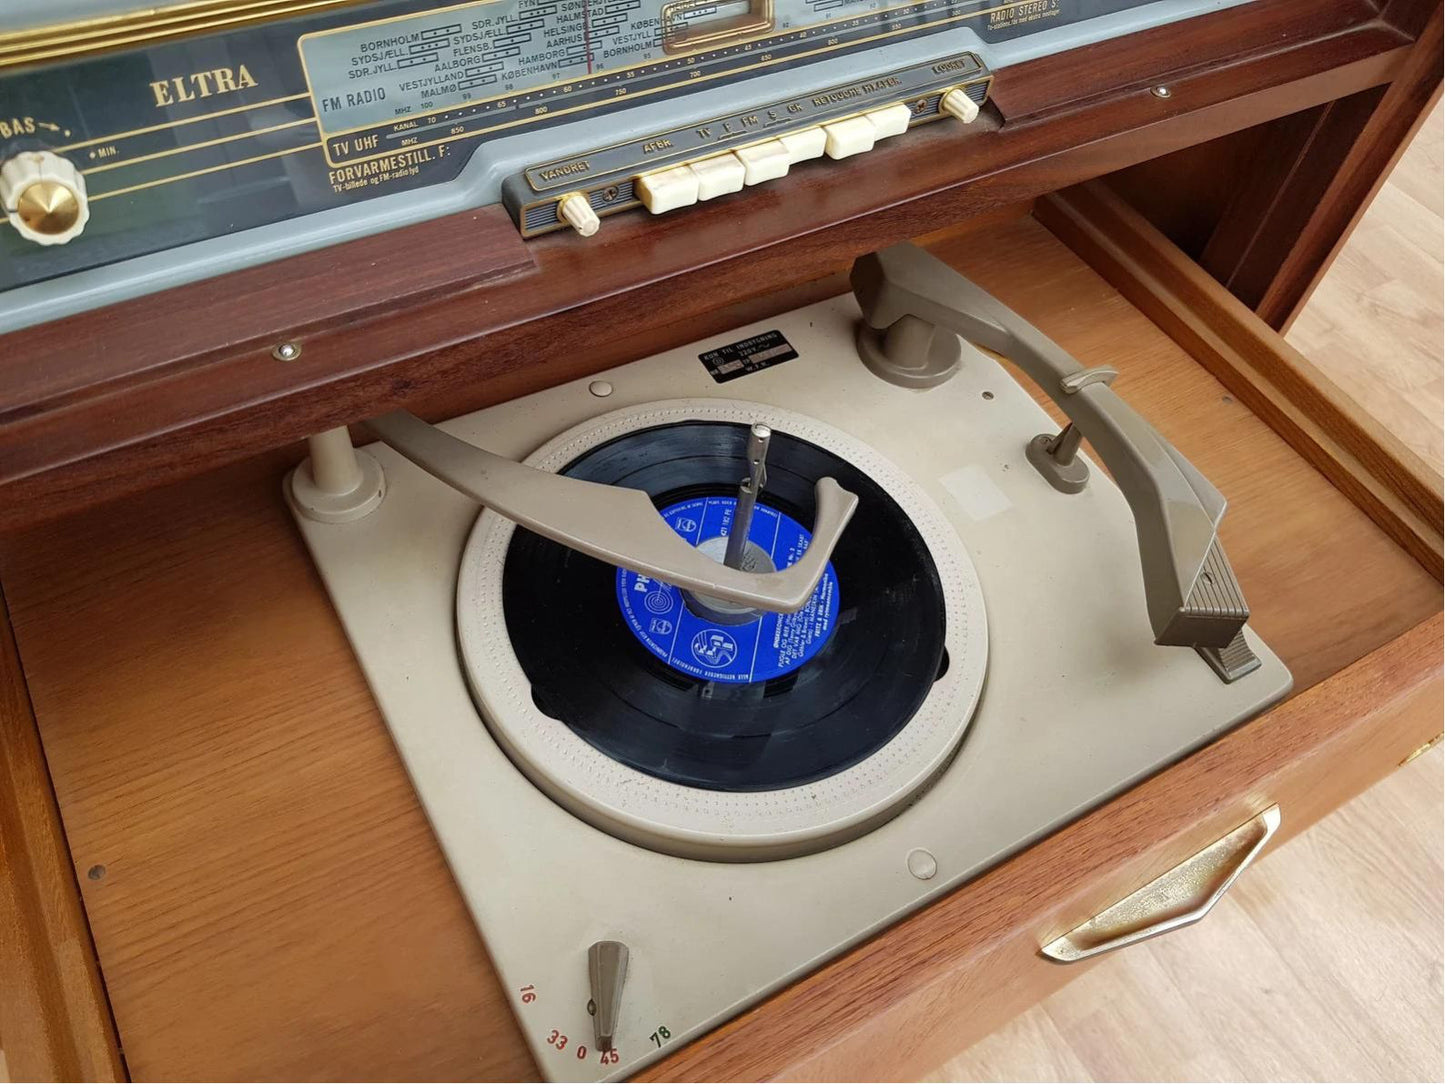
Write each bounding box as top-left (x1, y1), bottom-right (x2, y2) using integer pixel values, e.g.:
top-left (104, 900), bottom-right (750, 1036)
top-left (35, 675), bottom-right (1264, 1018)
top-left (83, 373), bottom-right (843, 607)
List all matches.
top-left (0, 215), bottom-right (1438, 1081)
top-left (936, 112), bottom-right (1445, 1084)
top-left (0, 593), bottom-right (123, 1082)
top-left (1172, 0), bottom-right (1444, 329)
top-left (1247, 6), bottom-right (1443, 329)
top-left (1198, 86), bottom-right (1390, 308)
top-left (0, 450), bottom-right (534, 1082)
top-left (0, 211), bottom-right (533, 420)
top-left (928, 98), bottom-right (1445, 1084)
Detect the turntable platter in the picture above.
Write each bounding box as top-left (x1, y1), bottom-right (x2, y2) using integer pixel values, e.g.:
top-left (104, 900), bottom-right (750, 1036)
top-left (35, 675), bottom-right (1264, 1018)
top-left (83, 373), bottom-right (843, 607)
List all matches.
top-left (503, 421), bottom-right (947, 791)
top-left (457, 400), bottom-right (988, 860)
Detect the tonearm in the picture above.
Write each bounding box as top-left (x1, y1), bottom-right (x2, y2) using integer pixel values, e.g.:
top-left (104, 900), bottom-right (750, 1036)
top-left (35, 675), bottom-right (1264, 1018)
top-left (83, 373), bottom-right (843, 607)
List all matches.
top-left (851, 243), bottom-right (1255, 677)
top-left (356, 411), bottom-right (857, 615)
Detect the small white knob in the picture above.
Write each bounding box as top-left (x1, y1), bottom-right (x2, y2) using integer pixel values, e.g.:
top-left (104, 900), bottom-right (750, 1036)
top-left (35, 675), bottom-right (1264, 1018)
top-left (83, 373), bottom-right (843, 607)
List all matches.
top-left (557, 191), bottom-right (599, 237)
top-left (940, 87), bottom-right (980, 125)
top-left (1, 151), bottom-right (89, 245)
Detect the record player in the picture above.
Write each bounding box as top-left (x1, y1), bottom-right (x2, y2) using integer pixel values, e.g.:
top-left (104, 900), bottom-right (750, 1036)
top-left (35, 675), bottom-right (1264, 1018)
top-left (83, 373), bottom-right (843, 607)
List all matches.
top-left (288, 243), bottom-right (1289, 1081)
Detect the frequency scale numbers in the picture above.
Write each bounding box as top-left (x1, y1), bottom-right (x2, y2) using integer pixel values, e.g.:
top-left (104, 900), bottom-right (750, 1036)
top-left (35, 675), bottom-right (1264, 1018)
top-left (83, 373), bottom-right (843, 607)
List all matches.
top-left (517, 983), bottom-right (635, 1067)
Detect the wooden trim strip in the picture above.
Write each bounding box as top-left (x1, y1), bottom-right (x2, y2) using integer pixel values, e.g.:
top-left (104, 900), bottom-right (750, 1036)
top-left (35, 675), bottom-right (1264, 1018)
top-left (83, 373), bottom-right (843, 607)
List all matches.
top-left (1035, 181), bottom-right (1443, 581)
top-left (0, 209), bottom-right (534, 421)
top-left (644, 613), bottom-right (1443, 1082)
top-left (0, 587), bottom-right (124, 1081)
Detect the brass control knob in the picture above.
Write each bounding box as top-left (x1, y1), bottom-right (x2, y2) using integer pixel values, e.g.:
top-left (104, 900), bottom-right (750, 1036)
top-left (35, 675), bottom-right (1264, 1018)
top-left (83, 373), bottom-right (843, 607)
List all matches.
top-left (1, 150), bottom-right (89, 245)
top-left (940, 87), bottom-right (980, 124)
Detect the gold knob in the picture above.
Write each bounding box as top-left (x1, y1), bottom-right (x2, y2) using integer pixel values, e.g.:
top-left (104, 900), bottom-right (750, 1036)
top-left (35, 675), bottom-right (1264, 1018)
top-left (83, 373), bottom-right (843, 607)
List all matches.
top-left (17, 178), bottom-right (81, 236)
top-left (2, 151), bottom-right (89, 245)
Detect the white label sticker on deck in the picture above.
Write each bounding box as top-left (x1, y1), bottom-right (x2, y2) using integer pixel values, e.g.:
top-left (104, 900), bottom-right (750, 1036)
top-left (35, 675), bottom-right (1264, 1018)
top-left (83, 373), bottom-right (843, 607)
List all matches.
top-left (940, 464), bottom-right (1012, 522)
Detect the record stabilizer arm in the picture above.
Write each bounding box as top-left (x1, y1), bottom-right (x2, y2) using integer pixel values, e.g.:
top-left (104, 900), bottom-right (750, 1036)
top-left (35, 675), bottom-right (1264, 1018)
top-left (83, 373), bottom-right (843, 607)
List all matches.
top-left (362, 410), bottom-right (858, 614)
top-left (851, 243), bottom-right (1255, 675)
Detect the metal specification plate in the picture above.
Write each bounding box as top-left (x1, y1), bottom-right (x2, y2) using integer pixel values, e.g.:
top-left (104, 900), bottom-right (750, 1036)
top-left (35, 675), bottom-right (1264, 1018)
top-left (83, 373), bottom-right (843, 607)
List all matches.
top-left (698, 328), bottom-right (799, 381)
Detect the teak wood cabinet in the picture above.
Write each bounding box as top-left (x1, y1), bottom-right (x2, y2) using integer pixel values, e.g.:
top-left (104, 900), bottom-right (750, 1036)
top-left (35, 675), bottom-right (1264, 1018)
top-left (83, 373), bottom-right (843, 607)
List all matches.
top-left (0, 1), bottom-right (1441, 1080)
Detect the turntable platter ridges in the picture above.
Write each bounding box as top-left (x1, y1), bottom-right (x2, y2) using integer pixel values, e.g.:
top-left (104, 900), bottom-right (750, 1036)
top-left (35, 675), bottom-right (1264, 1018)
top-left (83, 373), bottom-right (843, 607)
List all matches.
top-left (456, 399), bottom-right (989, 861)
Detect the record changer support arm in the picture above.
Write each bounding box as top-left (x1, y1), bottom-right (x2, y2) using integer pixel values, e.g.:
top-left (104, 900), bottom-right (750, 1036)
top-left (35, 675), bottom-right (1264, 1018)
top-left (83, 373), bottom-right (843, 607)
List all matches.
top-left (851, 243), bottom-right (1253, 668)
top-left (364, 410), bottom-right (859, 614)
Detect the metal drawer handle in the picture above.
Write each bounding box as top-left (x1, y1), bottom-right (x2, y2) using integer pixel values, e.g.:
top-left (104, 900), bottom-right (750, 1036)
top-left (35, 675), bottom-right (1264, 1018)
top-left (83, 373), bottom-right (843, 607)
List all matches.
top-left (1041, 805), bottom-right (1280, 963)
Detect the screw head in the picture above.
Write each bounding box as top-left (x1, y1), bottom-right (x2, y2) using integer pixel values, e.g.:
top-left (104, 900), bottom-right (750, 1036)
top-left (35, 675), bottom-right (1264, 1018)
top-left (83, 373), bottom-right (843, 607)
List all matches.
top-left (906, 848), bottom-right (938, 880)
top-left (1150, 85), bottom-right (1172, 99)
top-left (272, 341), bottom-right (302, 361)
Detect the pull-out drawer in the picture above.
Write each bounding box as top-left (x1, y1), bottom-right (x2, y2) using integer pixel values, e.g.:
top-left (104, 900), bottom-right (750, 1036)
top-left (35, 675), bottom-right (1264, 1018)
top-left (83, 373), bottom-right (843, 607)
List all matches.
top-left (0, 191), bottom-right (1439, 1082)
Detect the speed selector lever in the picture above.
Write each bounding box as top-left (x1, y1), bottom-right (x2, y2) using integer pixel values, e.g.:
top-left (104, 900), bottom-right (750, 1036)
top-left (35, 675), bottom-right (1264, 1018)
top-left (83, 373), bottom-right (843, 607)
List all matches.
top-left (588, 940), bottom-right (629, 1052)
top-left (850, 243), bottom-right (1256, 678)
top-left (365, 410), bottom-right (858, 614)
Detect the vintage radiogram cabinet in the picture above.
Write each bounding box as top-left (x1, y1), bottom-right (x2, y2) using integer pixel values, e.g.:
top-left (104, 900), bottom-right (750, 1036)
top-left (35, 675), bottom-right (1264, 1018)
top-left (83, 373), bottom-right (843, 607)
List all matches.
top-left (0, 0), bottom-right (1439, 1079)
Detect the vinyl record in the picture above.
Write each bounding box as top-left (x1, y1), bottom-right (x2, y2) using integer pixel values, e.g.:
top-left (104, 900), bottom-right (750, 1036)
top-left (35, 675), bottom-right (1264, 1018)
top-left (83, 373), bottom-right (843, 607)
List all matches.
top-left (501, 421), bottom-right (948, 792)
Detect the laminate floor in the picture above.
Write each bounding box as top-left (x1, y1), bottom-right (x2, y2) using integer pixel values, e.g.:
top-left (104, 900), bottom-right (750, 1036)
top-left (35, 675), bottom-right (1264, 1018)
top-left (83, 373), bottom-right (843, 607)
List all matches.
top-left (928, 103), bottom-right (1445, 1084)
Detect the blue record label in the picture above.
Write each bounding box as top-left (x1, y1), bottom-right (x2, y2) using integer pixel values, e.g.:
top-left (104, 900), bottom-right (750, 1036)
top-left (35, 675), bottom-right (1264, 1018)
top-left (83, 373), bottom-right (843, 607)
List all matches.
top-left (616, 496), bottom-right (840, 684)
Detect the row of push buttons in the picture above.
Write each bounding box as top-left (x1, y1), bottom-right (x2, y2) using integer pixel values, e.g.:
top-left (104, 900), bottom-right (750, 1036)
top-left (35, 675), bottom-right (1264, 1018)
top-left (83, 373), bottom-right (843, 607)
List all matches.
top-left (553, 87), bottom-right (981, 236)
top-left (636, 100), bottom-right (913, 215)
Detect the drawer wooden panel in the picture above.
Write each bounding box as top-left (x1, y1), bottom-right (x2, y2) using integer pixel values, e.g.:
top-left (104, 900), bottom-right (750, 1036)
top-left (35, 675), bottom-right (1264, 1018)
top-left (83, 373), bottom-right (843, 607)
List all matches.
top-left (0, 210), bottom-right (1439, 1082)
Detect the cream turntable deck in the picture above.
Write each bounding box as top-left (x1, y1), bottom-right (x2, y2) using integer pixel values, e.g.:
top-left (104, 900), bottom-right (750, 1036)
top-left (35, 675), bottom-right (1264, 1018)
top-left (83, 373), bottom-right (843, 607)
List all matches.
top-left (288, 245), bottom-right (1291, 1081)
